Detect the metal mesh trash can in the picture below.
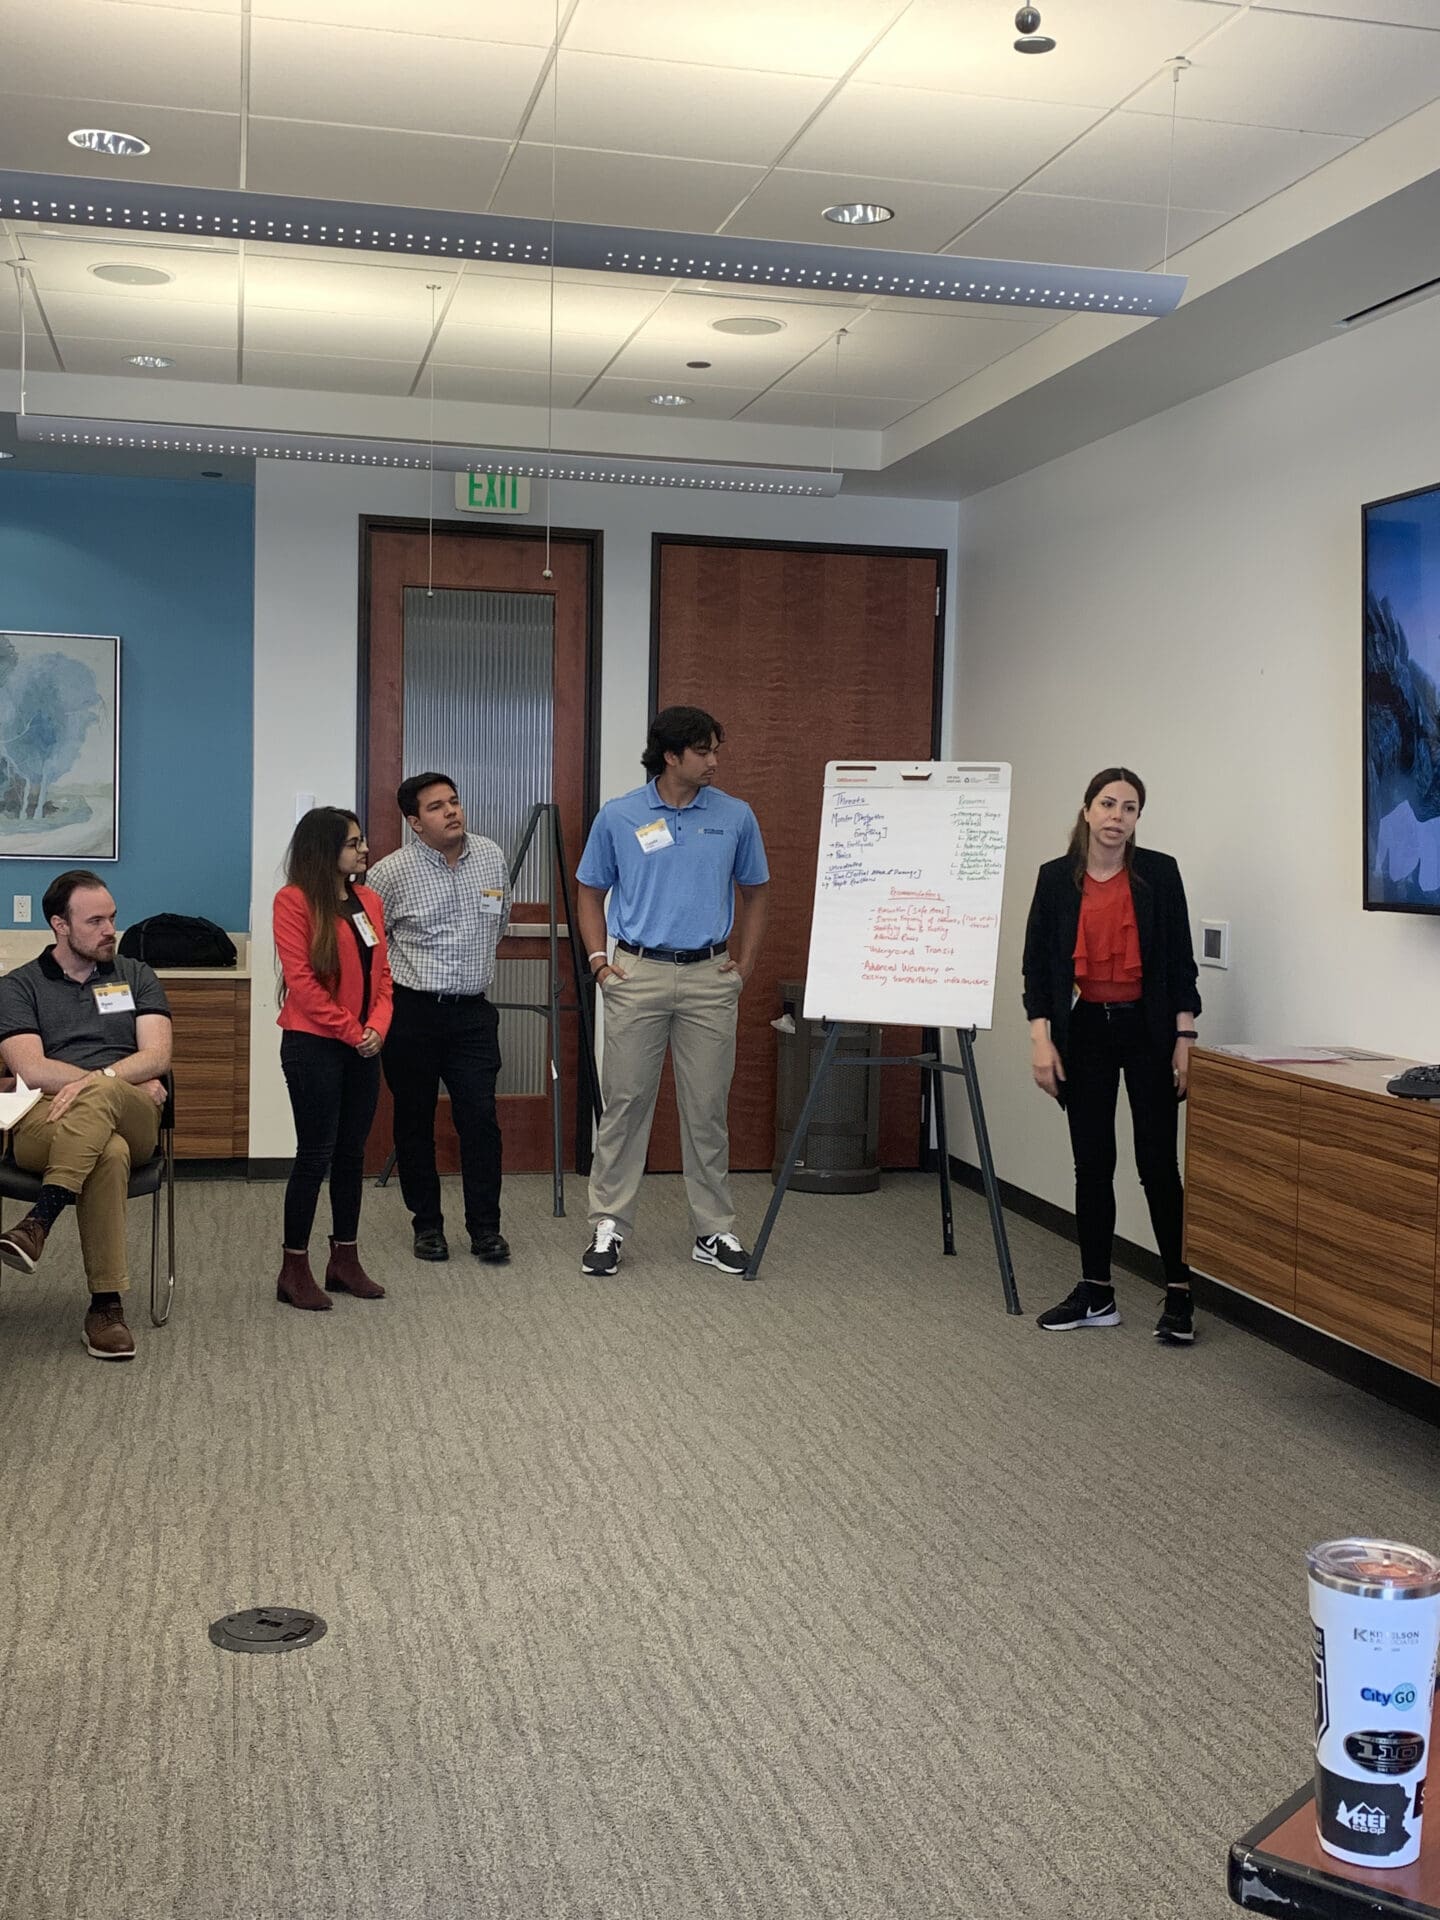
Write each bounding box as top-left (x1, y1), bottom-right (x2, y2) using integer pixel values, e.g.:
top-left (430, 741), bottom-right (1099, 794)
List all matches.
top-left (772, 980), bottom-right (881, 1193)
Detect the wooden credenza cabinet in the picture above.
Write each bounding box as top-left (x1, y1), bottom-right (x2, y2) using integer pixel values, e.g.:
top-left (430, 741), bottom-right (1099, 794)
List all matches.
top-left (1184, 1048), bottom-right (1440, 1380)
top-left (163, 976), bottom-right (250, 1159)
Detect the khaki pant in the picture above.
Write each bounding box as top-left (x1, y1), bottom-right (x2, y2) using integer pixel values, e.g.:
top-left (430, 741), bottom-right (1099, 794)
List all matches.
top-left (11, 1079), bottom-right (161, 1294)
top-left (589, 955), bottom-right (742, 1239)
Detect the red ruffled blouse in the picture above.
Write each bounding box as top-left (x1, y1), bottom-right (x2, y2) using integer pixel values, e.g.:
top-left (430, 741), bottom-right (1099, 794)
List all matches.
top-left (1073, 869), bottom-right (1143, 1004)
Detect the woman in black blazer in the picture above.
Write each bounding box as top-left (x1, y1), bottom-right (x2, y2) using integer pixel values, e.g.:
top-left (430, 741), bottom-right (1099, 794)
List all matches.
top-left (1022, 767), bottom-right (1201, 1345)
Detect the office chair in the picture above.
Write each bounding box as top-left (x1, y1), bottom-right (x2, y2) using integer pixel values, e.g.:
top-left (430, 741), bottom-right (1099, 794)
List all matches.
top-left (0, 1076), bottom-right (177, 1327)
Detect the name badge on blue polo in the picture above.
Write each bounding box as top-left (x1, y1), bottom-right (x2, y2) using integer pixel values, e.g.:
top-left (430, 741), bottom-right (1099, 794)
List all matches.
top-left (635, 821), bottom-right (674, 855)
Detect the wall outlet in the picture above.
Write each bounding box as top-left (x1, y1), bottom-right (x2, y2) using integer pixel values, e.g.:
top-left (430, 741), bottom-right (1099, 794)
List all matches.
top-left (1200, 919), bottom-right (1229, 968)
top-left (12, 895), bottom-right (31, 924)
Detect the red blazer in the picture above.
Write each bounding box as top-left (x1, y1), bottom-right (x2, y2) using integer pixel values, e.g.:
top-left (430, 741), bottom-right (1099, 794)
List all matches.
top-left (274, 883), bottom-right (394, 1048)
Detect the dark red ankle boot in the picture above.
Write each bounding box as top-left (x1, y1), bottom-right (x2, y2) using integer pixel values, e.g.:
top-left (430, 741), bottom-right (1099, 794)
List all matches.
top-left (276, 1248), bottom-right (332, 1311)
top-left (325, 1239), bottom-right (385, 1299)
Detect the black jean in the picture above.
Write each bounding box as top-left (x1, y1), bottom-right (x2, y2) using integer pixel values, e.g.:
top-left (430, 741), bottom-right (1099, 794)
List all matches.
top-left (279, 1030), bottom-right (382, 1250)
top-left (383, 988), bottom-right (503, 1237)
top-left (1062, 1001), bottom-right (1187, 1287)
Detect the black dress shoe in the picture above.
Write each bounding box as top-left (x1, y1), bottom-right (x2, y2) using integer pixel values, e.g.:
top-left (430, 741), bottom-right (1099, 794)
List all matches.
top-left (412, 1228), bottom-right (449, 1262)
top-left (471, 1232), bottom-right (510, 1263)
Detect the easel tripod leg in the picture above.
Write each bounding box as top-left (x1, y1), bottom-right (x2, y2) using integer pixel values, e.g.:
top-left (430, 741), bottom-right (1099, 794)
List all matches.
top-left (931, 1058), bottom-right (956, 1256)
top-left (957, 1028), bottom-right (1022, 1316)
top-left (744, 1022), bottom-right (843, 1282)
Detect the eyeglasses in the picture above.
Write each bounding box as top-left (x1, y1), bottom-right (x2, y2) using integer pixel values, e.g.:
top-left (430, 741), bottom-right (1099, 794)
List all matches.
top-left (343, 836), bottom-right (366, 850)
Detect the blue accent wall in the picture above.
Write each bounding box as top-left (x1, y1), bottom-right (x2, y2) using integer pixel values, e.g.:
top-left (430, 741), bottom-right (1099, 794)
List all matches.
top-left (0, 471), bottom-right (253, 931)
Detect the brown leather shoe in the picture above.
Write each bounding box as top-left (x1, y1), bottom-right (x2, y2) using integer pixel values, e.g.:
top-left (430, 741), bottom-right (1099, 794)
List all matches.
top-left (276, 1248), bottom-right (332, 1311)
top-left (83, 1301), bottom-right (136, 1360)
top-left (0, 1211), bottom-right (48, 1273)
top-left (324, 1238), bottom-right (385, 1299)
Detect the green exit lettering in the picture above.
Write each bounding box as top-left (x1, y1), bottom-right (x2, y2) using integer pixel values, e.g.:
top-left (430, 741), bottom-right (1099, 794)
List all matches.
top-left (458, 472), bottom-right (529, 513)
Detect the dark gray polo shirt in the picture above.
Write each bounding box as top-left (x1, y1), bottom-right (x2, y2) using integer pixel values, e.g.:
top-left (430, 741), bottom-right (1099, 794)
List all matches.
top-left (0, 948), bottom-right (171, 1072)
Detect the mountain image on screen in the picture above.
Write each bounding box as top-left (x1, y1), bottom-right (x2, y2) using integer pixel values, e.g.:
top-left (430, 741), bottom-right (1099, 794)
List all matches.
top-left (1318, 1765), bottom-right (1414, 1857)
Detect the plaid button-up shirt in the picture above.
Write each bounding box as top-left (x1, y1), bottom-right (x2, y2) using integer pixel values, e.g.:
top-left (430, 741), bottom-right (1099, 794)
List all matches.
top-left (367, 833), bottom-right (511, 995)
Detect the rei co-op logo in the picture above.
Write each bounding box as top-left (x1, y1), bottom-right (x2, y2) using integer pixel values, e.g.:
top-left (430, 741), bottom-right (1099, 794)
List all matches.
top-left (1362, 1684), bottom-right (1419, 1710)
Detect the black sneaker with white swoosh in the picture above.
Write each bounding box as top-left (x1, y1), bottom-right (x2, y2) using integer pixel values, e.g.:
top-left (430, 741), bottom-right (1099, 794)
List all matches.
top-left (693, 1233), bottom-right (749, 1275)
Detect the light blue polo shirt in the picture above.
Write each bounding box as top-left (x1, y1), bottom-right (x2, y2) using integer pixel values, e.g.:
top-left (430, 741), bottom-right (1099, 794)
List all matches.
top-left (577, 780), bottom-right (769, 950)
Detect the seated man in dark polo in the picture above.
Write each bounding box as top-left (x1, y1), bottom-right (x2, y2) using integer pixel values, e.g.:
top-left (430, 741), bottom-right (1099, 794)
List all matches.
top-left (0, 870), bottom-right (171, 1360)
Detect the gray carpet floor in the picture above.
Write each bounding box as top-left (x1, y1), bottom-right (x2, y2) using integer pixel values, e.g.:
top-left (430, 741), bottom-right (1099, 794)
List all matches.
top-left (0, 1168), bottom-right (1430, 1920)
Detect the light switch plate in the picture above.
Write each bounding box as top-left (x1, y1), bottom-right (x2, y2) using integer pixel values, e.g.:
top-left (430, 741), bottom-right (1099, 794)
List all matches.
top-left (1200, 919), bottom-right (1229, 968)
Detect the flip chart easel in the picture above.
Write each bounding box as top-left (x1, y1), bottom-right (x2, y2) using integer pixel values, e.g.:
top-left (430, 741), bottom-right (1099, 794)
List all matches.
top-left (745, 761), bottom-right (1020, 1313)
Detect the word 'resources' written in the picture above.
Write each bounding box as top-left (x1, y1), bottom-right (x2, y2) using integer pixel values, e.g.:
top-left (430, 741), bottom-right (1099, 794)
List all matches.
top-left (861, 893), bottom-right (996, 992)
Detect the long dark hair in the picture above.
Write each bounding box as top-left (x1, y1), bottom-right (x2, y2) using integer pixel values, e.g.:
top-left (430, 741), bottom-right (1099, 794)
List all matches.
top-left (284, 807), bottom-right (360, 989)
top-left (1067, 766), bottom-right (1146, 886)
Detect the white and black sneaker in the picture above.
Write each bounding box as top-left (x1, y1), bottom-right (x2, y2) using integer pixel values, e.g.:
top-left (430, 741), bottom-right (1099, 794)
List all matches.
top-left (1154, 1286), bottom-right (1195, 1345)
top-left (582, 1218), bottom-right (624, 1276)
top-left (1036, 1281), bottom-right (1120, 1331)
top-left (693, 1232), bottom-right (749, 1276)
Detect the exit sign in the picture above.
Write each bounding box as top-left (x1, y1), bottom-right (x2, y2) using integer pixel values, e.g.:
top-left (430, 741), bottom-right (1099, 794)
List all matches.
top-left (455, 472), bottom-right (531, 514)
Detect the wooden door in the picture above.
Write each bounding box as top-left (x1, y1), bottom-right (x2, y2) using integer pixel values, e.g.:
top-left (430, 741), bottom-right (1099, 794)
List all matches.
top-left (650, 538), bottom-right (942, 1172)
top-left (362, 521), bottom-right (596, 1175)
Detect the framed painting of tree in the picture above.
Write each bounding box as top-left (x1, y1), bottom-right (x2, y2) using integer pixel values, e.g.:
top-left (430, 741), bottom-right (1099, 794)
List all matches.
top-left (0, 632), bottom-right (120, 860)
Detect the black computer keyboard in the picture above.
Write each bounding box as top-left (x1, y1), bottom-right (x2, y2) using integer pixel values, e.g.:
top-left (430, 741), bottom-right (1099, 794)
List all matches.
top-left (1387, 1064), bottom-right (1440, 1098)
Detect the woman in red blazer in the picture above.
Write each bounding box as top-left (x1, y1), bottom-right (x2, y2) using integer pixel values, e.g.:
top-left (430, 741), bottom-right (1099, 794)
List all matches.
top-left (274, 807), bottom-right (394, 1310)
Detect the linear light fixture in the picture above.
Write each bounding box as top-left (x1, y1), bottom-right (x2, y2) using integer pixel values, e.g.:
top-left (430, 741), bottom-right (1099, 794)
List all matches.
top-left (13, 415), bottom-right (845, 495)
top-left (0, 170), bottom-right (1186, 317)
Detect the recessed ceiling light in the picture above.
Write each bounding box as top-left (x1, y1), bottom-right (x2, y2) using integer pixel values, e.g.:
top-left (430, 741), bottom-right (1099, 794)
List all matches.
top-left (711, 316), bottom-right (785, 337)
top-left (91, 262), bottom-right (174, 288)
top-left (686, 360), bottom-right (712, 369)
top-left (68, 129), bottom-right (151, 158)
top-left (649, 393), bottom-right (691, 407)
top-left (822, 203), bottom-right (895, 227)
top-left (126, 354), bottom-right (174, 369)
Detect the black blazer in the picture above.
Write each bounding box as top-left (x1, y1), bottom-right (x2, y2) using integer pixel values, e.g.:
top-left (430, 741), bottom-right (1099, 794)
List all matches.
top-left (1021, 845), bottom-right (1201, 1063)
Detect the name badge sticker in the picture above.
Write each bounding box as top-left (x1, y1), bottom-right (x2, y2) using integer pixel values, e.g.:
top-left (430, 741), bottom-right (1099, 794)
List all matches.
top-left (636, 820), bottom-right (675, 855)
top-left (352, 911), bottom-right (379, 948)
top-left (478, 889), bottom-right (505, 918)
top-left (93, 982), bottom-right (136, 1015)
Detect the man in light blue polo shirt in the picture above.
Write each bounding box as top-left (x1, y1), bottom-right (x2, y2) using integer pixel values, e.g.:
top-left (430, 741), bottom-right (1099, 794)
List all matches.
top-left (575, 706), bottom-right (769, 1278)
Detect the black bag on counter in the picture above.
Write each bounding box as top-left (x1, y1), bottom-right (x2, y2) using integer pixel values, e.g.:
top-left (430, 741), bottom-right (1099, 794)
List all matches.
top-left (118, 914), bottom-right (237, 969)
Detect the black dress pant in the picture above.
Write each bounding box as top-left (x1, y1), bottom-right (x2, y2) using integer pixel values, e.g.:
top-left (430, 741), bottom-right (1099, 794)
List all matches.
top-left (384, 987), bottom-right (503, 1237)
top-left (1062, 1000), bottom-right (1187, 1287)
top-left (280, 1030), bottom-right (382, 1249)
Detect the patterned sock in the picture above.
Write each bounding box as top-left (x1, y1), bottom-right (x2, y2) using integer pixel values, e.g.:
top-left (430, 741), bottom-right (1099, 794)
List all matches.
top-left (89, 1291), bottom-right (122, 1310)
top-left (33, 1184), bottom-right (77, 1229)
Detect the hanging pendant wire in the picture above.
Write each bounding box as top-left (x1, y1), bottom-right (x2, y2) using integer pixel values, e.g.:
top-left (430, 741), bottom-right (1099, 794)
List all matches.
top-left (1161, 58), bottom-right (1189, 274)
top-left (13, 262), bottom-right (29, 417)
top-left (426, 281), bottom-right (440, 597)
top-left (828, 327), bottom-right (848, 476)
top-left (541, 0), bottom-right (561, 581)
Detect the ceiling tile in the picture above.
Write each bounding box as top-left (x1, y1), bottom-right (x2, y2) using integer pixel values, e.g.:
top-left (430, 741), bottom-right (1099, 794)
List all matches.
top-left (493, 145), bottom-right (764, 232)
top-left (597, 336), bottom-right (816, 387)
top-left (41, 290), bottom-right (238, 350)
top-left (1127, 10), bottom-right (1440, 138)
top-left (428, 326), bottom-right (620, 378)
top-left (60, 337), bottom-right (238, 382)
top-left (446, 272), bottom-right (665, 333)
top-left (242, 349), bottom-right (417, 395)
top-left (247, 121), bottom-right (512, 214)
top-left (954, 192), bottom-right (1231, 272)
top-left (0, 94), bottom-right (242, 188)
top-left (1255, 0), bottom-right (1440, 26)
top-left (244, 306), bottom-right (432, 362)
top-left (428, 365), bottom-right (591, 406)
top-left (578, 375), bottom-right (756, 419)
top-left (251, 0), bottom-right (558, 43)
top-left (11, 232), bottom-right (241, 300)
top-left (4, 2), bottom-right (241, 113)
top-left (737, 389), bottom-right (915, 429)
top-left (633, 288), bottom-right (866, 354)
top-left (775, 307), bottom-right (1057, 398)
top-left (527, 52), bottom-right (831, 164)
top-left (856, 0), bottom-right (1237, 109)
top-left (787, 83), bottom-right (1104, 188)
top-left (724, 170), bottom-right (1003, 251)
top-left (565, 0), bottom-right (907, 78)
top-left (248, 20), bottom-right (547, 138)
top-left (0, 330), bottom-right (62, 374)
top-left (1028, 110), bottom-right (1356, 211)
top-left (243, 254), bottom-right (461, 317)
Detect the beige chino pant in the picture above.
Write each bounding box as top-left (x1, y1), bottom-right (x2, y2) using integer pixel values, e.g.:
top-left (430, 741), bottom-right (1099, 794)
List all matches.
top-left (588, 955), bottom-right (742, 1239)
top-left (11, 1078), bottom-right (161, 1294)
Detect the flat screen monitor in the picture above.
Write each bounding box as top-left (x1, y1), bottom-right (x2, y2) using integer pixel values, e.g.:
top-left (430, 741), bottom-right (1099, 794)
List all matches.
top-left (1364, 480), bottom-right (1440, 911)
